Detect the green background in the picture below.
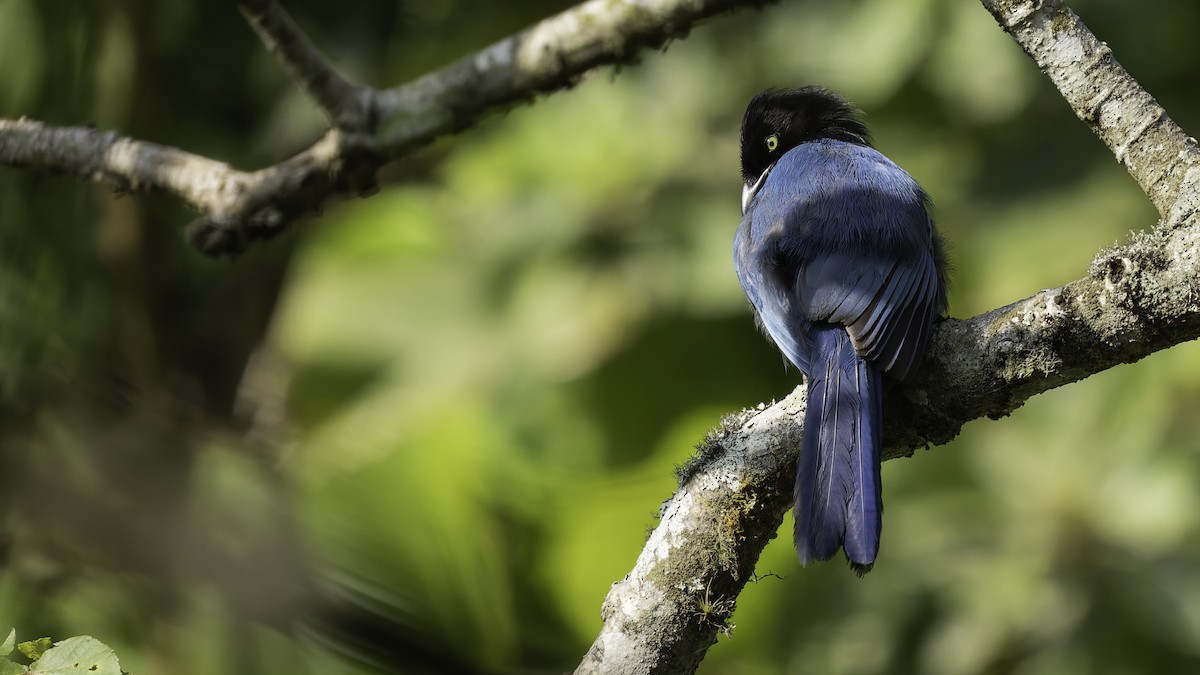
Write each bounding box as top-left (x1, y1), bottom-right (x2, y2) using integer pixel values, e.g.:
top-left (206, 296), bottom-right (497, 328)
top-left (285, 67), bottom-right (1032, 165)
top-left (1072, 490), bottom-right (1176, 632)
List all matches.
top-left (2, 0), bottom-right (1200, 672)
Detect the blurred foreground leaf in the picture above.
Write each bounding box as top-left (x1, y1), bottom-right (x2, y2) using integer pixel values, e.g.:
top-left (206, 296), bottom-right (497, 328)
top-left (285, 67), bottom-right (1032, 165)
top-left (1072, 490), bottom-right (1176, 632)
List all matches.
top-left (28, 637), bottom-right (120, 675)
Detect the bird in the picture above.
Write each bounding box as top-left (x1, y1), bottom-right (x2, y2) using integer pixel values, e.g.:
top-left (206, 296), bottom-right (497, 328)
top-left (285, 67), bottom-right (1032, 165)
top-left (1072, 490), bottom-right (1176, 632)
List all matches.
top-left (734, 86), bottom-right (949, 574)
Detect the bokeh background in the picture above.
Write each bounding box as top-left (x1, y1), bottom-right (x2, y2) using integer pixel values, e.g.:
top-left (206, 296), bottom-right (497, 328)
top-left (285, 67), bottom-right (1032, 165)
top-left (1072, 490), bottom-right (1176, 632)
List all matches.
top-left (3, 0), bottom-right (1200, 673)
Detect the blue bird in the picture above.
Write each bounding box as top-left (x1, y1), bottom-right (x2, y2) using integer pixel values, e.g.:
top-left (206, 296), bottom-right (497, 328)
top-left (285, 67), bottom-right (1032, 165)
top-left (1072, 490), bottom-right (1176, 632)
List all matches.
top-left (735, 87), bottom-right (949, 574)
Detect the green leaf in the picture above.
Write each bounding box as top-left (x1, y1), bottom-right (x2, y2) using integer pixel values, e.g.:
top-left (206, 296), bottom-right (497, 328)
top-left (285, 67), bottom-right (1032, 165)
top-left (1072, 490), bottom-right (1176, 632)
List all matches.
top-left (16, 640), bottom-right (49, 662)
top-left (0, 660), bottom-right (27, 675)
top-left (28, 637), bottom-right (119, 675)
top-left (0, 630), bottom-right (15, 656)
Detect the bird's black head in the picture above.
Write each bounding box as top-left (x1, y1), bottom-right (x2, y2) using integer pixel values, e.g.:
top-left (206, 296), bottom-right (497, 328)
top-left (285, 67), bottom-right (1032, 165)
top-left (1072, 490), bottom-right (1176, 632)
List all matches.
top-left (740, 86), bottom-right (872, 213)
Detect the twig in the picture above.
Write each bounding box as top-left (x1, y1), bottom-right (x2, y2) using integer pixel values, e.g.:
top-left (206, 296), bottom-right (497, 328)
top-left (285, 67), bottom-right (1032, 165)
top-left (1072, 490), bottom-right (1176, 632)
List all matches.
top-left (236, 0), bottom-right (372, 130)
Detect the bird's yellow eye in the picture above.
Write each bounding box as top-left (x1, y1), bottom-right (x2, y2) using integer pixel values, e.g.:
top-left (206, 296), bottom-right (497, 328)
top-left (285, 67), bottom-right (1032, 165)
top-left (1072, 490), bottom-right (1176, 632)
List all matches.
top-left (766, 135), bottom-right (779, 152)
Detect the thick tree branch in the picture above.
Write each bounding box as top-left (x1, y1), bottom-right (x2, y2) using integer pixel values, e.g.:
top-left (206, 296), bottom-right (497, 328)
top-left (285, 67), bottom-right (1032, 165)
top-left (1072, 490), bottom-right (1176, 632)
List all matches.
top-left (577, 225), bottom-right (1200, 673)
top-left (0, 0), bottom-right (772, 256)
top-left (978, 0), bottom-right (1200, 223)
top-left (0, 119), bottom-right (373, 256)
top-left (576, 2), bottom-right (1200, 673)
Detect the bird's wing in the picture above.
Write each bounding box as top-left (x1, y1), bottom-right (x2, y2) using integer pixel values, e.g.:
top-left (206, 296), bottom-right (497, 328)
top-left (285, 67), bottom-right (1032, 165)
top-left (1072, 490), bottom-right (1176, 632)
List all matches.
top-left (798, 244), bottom-right (940, 382)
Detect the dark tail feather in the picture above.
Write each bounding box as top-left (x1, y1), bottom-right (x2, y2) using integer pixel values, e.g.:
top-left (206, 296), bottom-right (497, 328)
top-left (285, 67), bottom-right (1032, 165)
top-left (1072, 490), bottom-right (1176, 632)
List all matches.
top-left (793, 326), bottom-right (884, 574)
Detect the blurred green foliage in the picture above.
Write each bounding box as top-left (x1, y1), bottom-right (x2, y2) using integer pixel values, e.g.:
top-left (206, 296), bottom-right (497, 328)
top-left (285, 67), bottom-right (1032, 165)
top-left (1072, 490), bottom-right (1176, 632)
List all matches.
top-left (2, 0), bottom-right (1200, 673)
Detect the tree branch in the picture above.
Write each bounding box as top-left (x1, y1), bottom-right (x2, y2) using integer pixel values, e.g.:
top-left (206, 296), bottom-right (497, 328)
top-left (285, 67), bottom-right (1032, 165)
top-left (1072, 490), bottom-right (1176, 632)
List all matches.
top-left (0, 118), bottom-right (371, 256)
top-left (575, 1), bottom-right (1200, 672)
top-left (0, 0), bottom-right (772, 256)
top-left (372, 0), bottom-right (769, 154)
top-left (236, 0), bottom-right (372, 130)
top-left (978, 0), bottom-right (1200, 223)
top-left (0, 118), bottom-right (243, 212)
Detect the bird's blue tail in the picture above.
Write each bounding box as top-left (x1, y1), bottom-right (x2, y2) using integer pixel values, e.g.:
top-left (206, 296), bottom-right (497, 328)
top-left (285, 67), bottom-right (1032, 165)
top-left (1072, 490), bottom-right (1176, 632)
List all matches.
top-left (794, 325), bottom-right (883, 575)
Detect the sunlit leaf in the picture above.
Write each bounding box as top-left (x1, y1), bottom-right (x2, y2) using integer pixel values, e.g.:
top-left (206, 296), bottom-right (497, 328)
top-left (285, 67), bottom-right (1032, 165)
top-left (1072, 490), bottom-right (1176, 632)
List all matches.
top-left (28, 637), bottom-right (119, 675)
top-left (15, 640), bottom-right (49, 663)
